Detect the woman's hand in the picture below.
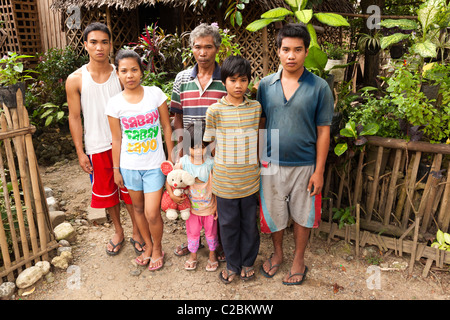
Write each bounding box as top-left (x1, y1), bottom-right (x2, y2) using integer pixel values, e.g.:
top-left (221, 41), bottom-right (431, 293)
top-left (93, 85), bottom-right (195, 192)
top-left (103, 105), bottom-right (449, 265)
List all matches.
top-left (113, 169), bottom-right (124, 189)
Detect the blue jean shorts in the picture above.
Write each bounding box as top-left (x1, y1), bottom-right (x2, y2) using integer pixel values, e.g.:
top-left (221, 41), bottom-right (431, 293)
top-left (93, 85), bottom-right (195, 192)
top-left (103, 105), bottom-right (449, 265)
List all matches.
top-left (121, 168), bottom-right (165, 193)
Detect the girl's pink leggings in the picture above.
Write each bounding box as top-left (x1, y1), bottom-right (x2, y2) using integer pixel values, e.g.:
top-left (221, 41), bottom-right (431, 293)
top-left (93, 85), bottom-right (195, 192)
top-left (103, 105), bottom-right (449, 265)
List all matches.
top-left (186, 214), bottom-right (218, 253)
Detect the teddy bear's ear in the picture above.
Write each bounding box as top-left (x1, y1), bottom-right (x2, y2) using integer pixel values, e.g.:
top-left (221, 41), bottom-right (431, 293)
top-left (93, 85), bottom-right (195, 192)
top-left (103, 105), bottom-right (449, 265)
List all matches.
top-left (160, 161), bottom-right (174, 176)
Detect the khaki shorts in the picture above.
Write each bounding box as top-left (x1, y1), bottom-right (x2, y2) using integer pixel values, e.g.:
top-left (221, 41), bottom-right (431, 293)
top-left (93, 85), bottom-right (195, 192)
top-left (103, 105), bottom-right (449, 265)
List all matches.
top-left (259, 163), bottom-right (321, 233)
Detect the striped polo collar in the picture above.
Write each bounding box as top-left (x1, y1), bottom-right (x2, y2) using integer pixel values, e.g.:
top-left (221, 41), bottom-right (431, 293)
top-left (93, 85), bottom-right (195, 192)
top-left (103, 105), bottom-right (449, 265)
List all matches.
top-left (190, 62), bottom-right (222, 80)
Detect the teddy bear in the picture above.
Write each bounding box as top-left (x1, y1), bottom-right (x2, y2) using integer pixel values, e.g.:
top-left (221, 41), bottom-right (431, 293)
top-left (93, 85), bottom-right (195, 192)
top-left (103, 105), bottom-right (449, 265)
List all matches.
top-left (160, 161), bottom-right (195, 220)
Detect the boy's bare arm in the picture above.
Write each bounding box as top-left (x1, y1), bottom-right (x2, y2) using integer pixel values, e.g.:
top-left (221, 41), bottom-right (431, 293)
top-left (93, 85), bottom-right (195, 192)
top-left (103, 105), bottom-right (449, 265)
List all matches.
top-left (66, 70), bottom-right (92, 174)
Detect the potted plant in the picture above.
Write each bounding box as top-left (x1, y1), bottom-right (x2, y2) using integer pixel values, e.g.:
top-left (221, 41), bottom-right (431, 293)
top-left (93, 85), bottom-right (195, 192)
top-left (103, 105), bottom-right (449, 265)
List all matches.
top-left (0, 51), bottom-right (36, 107)
top-left (356, 31), bottom-right (382, 55)
top-left (323, 41), bottom-right (351, 83)
top-left (380, 0), bottom-right (450, 67)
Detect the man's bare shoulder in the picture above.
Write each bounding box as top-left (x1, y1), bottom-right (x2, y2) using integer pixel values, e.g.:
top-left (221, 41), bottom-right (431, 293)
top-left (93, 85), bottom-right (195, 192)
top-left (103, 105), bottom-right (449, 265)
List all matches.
top-left (66, 67), bottom-right (83, 89)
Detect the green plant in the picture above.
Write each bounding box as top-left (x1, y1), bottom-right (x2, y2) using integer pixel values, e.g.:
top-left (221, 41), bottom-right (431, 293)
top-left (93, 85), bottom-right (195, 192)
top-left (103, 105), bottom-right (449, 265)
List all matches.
top-left (332, 206), bottom-right (355, 229)
top-left (26, 47), bottom-right (87, 129)
top-left (0, 52), bottom-right (37, 86)
top-left (0, 177), bottom-right (27, 254)
top-left (181, 23), bottom-right (242, 66)
top-left (322, 41), bottom-right (347, 60)
top-left (380, 0), bottom-right (450, 62)
top-left (384, 64), bottom-right (449, 143)
top-left (126, 24), bottom-right (167, 73)
top-left (356, 31), bottom-right (382, 55)
top-left (348, 88), bottom-right (401, 139)
top-left (431, 229), bottom-right (450, 251)
top-left (334, 120), bottom-right (379, 156)
top-left (141, 71), bottom-right (174, 101)
top-left (31, 102), bottom-right (67, 127)
top-left (224, 0), bottom-right (249, 27)
top-left (245, 0), bottom-right (349, 78)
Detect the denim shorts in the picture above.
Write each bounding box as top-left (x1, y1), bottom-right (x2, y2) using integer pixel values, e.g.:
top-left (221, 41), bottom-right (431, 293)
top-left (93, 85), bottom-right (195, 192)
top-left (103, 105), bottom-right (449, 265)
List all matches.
top-left (121, 168), bottom-right (165, 193)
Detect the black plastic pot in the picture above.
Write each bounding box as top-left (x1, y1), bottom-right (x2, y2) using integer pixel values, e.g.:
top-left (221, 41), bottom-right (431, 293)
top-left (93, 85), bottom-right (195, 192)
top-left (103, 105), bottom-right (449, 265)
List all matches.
top-left (0, 82), bottom-right (26, 109)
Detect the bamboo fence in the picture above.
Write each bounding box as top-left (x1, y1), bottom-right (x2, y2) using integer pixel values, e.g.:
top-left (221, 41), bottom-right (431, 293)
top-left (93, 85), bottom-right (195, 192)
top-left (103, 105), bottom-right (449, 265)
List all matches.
top-left (320, 136), bottom-right (450, 276)
top-left (0, 85), bottom-right (57, 283)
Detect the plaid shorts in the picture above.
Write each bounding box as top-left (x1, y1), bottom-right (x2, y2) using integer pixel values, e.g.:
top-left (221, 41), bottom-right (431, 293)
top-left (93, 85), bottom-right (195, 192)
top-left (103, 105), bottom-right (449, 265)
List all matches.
top-left (259, 164), bottom-right (321, 233)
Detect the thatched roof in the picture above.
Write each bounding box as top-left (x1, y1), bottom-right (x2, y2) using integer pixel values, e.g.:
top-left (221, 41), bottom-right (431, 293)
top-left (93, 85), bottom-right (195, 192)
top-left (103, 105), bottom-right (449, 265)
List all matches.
top-left (50, 0), bottom-right (283, 10)
top-left (51, 0), bottom-right (354, 13)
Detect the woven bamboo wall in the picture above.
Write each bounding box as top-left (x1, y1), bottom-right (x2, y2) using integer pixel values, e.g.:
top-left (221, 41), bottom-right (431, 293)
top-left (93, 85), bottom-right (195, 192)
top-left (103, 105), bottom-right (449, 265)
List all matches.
top-left (62, 6), bottom-right (139, 59)
top-left (180, 2), bottom-right (280, 80)
top-left (0, 0), bottom-right (41, 61)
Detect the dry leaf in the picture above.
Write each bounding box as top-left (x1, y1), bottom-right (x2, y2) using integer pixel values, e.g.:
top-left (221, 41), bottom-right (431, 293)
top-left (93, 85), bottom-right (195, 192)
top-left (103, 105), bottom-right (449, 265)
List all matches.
top-left (22, 287), bottom-right (35, 296)
top-left (333, 283), bottom-right (343, 294)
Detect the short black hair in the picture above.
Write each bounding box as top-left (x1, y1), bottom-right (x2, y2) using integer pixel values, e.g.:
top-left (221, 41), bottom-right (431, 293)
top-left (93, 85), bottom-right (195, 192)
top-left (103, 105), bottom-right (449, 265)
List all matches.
top-left (184, 121), bottom-right (211, 150)
top-left (220, 55), bottom-right (252, 83)
top-left (276, 23), bottom-right (311, 49)
top-left (114, 49), bottom-right (145, 74)
top-left (83, 22), bottom-right (112, 42)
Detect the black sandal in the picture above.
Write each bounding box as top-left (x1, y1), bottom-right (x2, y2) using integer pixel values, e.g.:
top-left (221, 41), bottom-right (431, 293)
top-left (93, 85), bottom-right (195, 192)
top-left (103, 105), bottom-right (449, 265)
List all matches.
top-left (282, 266), bottom-right (308, 286)
top-left (219, 269), bottom-right (236, 284)
top-left (130, 238), bottom-right (146, 255)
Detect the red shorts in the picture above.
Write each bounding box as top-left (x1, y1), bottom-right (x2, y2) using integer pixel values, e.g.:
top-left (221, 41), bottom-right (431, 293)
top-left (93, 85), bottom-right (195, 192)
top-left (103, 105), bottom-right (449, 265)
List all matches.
top-left (89, 150), bottom-right (132, 208)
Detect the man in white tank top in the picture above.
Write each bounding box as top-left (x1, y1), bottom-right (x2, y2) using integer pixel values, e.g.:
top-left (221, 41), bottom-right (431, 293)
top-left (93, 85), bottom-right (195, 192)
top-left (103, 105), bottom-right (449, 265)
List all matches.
top-left (66, 23), bottom-right (143, 256)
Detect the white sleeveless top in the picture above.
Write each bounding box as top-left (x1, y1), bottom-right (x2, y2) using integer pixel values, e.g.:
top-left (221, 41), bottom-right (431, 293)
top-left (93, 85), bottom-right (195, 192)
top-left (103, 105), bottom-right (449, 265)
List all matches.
top-left (81, 64), bottom-right (122, 155)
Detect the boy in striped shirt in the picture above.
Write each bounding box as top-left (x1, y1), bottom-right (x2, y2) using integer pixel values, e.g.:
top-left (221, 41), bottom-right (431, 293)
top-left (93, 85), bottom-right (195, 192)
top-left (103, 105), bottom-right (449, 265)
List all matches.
top-left (204, 55), bottom-right (261, 284)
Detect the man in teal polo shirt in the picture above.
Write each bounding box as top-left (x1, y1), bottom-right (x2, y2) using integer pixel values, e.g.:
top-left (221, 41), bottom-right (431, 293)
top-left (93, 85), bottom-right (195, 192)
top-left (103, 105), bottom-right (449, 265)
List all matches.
top-left (257, 23), bottom-right (334, 285)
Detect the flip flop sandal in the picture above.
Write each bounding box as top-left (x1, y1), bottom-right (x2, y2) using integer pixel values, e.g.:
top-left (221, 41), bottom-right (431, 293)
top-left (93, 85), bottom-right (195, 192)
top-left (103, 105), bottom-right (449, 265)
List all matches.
top-left (135, 255), bottom-right (151, 266)
top-left (106, 239), bottom-right (124, 256)
top-left (174, 243), bottom-right (205, 256)
top-left (130, 238), bottom-right (146, 255)
top-left (260, 254), bottom-right (281, 278)
top-left (240, 266), bottom-right (255, 281)
top-left (282, 266), bottom-right (308, 286)
top-left (205, 259), bottom-right (219, 272)
top-left (219, 269), bottom-right (236, 284)
top-left (149, 251), bottom-right (165, 271)
top-left (216, 249), bottom-right (226, 262)
top-left (185, 260), bottom-right (198, 271)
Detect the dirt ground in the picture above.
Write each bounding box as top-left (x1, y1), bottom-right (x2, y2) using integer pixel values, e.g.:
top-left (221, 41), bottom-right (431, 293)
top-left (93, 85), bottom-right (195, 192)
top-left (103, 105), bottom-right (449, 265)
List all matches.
top-left (20, 158), bottom-right (450, 302)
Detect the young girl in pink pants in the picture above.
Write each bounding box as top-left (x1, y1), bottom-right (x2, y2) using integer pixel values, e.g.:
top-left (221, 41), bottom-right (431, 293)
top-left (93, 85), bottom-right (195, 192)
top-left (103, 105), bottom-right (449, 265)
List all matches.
top-left (171, 122), bottom-right (218, 271)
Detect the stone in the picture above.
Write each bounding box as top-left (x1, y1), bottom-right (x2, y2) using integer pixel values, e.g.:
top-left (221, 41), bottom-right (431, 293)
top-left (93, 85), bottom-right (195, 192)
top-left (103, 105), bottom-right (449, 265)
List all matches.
top-left (58, 239), bottom-right (71, 247)
top-left (45, 272), bottom-right (55, 283)
top-left (86, 207), bottom-right (107, 224)
top-left (44, 187), bottom-right (53, 198)
top-left (57, 246), bottom-right (72, 255)
top-left (0, 282), bottom-right (16, 300)
top-left (54, 222), bottom-right (76, 242)
top-left (49, 211), bottom-right (66, 229)
top-left (47, 196), bottom-right (59, 211)
top-left (51, 251), bottom-right (73, 269)
top-left (35, 261), bottom-right (51, 276)
top-left (16, 267), bottom-right (42, 289)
